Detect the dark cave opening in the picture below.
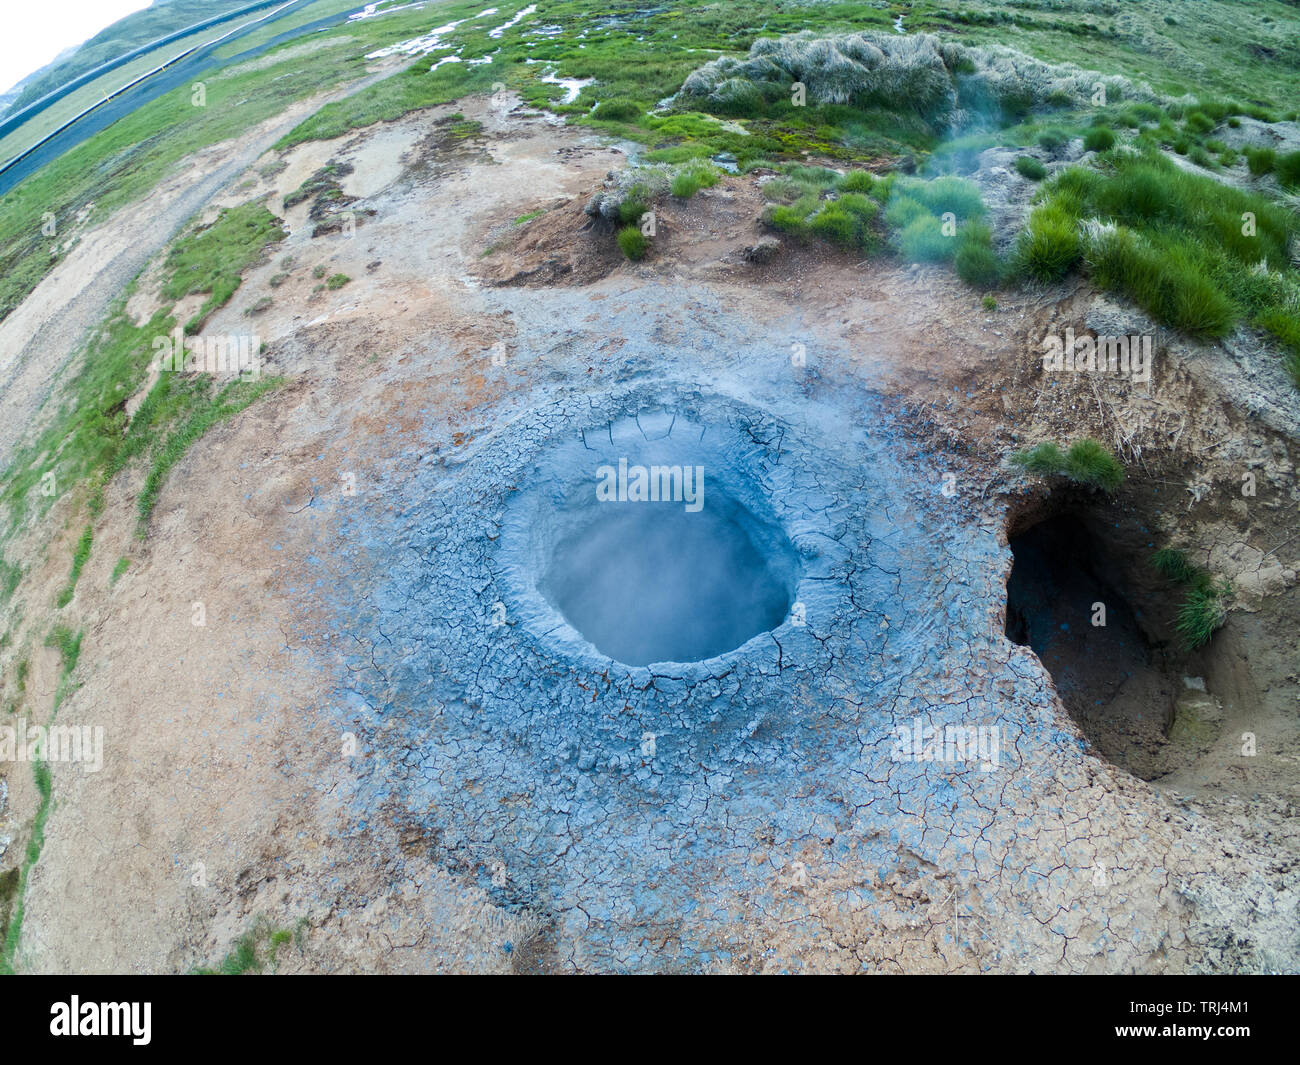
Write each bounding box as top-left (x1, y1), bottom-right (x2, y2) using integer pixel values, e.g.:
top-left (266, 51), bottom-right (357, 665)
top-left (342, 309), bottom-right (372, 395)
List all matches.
top-left (1005, 511), bottom-right (1181, 780)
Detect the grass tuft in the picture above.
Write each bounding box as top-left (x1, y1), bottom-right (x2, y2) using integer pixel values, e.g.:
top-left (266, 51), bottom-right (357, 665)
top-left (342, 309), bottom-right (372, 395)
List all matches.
top-left (1011, 439), bottom-right (1123, 492)
top-left (670, 162), bottom-right (721, 199)
top-left (954, 220), bottom-right (1001, 286)
top-left (617, 226), bottom-right (649, 261)
top-left (1175, 580), bottom-right (1231, 649)
top-left (55, 525), bottom-right (94, 608)
top-left (1082, 126), bottom-right (1116, 152)
top-left (1015, 156), bottom-right (1047, 181)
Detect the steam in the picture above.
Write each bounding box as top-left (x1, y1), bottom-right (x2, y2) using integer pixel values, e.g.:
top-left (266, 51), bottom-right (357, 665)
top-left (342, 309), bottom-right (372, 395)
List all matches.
top-left (543, 498), bottom-right (793, 666)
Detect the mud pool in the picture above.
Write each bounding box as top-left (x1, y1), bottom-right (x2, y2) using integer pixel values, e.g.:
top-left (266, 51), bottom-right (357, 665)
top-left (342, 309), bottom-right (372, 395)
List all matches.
top-left (282, 287), bottom-right (1214, 970)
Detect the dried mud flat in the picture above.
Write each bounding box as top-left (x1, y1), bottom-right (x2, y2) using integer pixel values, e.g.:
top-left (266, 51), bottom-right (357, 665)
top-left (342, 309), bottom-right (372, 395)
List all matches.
top-left (2, 93), bottom-right (1298, 973)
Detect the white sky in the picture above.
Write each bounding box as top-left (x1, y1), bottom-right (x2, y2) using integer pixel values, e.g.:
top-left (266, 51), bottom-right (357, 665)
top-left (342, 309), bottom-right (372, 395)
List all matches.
top-left (1, 0), bottom-right (153, 96)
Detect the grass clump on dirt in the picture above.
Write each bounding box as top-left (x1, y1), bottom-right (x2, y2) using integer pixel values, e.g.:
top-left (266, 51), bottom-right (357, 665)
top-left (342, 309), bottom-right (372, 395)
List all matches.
top-left (1082, 126), bottom-right (1116, 153)
top-left (1151, 547), bottom-right (1200, 584)
top-left (110, 556), bottom-right (131, 586)
top-left (1245, 146), bottom-right (1276, 176)
top-left (885, 175), bottom-right (987, 264)
top-left (54, 524), bottom-right (94, 608)
top-left (953, 220), bottom-right (1001, 286)
top-left (162, 203), bottom-right (286, 331)
top-left (1175, 581), bottom-right (1232, 650)
top-left (194, 917), bottom-right (308, 975)
top-left (1276, 150), bottom-right (1300, 190)
top-left (1014, 198), bottom-right (1081, 282)
top-left (1015, 156), bottom-right (1047, 180)
top-left (670, 162), bottom-right (721, 199)
top-left (1012, 152), bottom-right (1300, 363)
top-left (760, 165), bottom-right (886, 253)
top-left (1151, 547), bottom-right (1232, 650)
top-left (617, 226), bottom-right (650, 261)
top-left (45, 624), bottom-right (84, 674)
top-left (1011, 439), bottom-right (1124, 493)
top-left (282, 160), bottom-right (353, 209)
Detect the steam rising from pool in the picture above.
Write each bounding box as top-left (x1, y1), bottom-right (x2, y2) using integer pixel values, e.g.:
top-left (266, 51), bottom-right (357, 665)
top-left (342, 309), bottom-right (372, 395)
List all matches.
top-left (498, 399), bottom-right (810, 669)
top-left (542, 497), bottom-right (793, 665)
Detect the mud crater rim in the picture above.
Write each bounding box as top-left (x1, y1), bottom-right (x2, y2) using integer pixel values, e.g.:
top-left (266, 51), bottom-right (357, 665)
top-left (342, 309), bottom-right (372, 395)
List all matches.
top-left (496, 391), bottom-right (834, 674)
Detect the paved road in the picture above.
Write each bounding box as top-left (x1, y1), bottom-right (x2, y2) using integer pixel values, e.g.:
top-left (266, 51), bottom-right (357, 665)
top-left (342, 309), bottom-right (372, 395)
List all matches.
top-left (0, 2), bottom-right (360, 196)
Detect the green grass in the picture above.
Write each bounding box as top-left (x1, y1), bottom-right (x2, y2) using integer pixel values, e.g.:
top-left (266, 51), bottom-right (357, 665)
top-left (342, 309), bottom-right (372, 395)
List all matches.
top-left (617, 226), bottom-right (650, 261)
top-left (1015, 199), bottom-right (1081, 282)
top-left (670, 162), bottom-right (721, 199)
top-left (1089, 228), bottom-right (1236, 338)
top-left (2, 623), bottom-right (82, 973)
top-left (759, 165), bottom-right (889, 254)
top-left (163, 203), bottom-right (287, 331)
top-left (0, 557), bottom-right (20, 605)
top-left (1036, 128), bottom-right (1068, 152)
top-left (1245, 146), bottom-right (1276, 175)
top-left (1013, 151), bottom-right (1300, 357)
top-left (1015, 156), bottom-right (1047, 181)
top-left (1011, 439), bottom-right (1124, 492)
top-left (109, 556), bottom-right (131, 586)
top-left (283, 161), bottom-right (351, 209)
top-left (892, 175), bottom-right (986, 221)
top-left (0, 758), bottom-right (50, 973)
top-left (1150, 546), bottom-right (1232, 650)
top-left (1, 196), bottom-right (287, 543)
top-left (1278, 150), bottom-right (1300, 189)
top-left (885, 176), bottom-right (986, 265)
top-left (45, 624), bottom-right (84, 674)
top-left (591, 99), bottom-right (643, 121)
top-left (194, 917), bottom-right (307, 974)
top-left (54, 525), bottom-right (94, 608)
top-left (325, 273), bottom-right (351, 290)
top-left (1151, 547), bottom-right (1200, 584)
top-left (1082, 126), bottom-right (1116, 153)
top-left (954, 221), bottom-right (1001, 286)
top-left (838, 169), bottom-right (878, 194)
top-left (136, 376), bottom-right (282, 527)
top-left (1175, 585), bottom-right (1229, 649)
top-left (896, 213), bottom-right (951, 261)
